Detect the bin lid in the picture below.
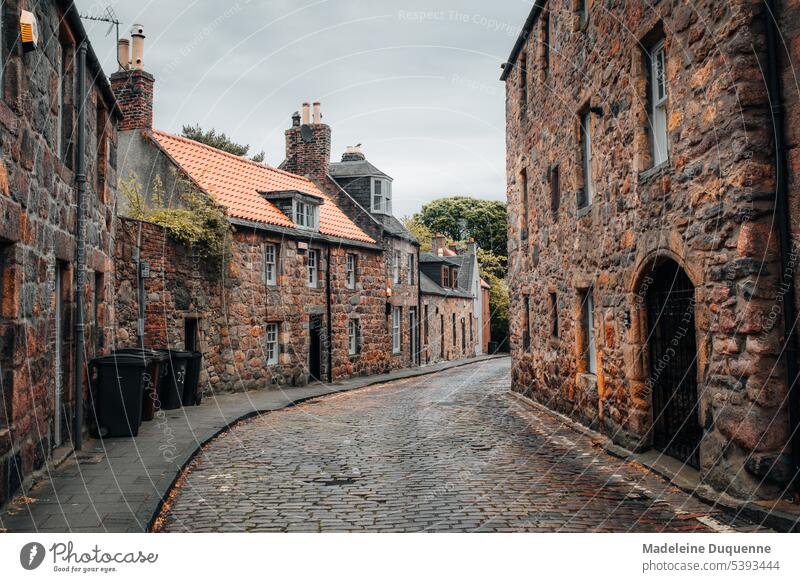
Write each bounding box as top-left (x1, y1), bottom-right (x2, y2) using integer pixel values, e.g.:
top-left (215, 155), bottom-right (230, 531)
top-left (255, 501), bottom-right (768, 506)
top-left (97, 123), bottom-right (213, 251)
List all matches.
top-left (114, 348), bottom-right (168, 362)
top-left (156, 349), bottom-right (193, 359)
top-left (91, 354), bottom-right (149, 367)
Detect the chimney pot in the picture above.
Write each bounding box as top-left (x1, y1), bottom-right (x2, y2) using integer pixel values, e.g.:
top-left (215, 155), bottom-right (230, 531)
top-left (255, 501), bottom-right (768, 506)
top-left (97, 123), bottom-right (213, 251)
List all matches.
top-left (117, 38), bottom-right (130, 71)
top-left (312, 101), bottom-right (321, 124)
top-left (130, 24), bottom-right (145, 70)
top-left (302, 103), bottom-right (311, 125)
top-left (292, 111), bottom-right (301, 127)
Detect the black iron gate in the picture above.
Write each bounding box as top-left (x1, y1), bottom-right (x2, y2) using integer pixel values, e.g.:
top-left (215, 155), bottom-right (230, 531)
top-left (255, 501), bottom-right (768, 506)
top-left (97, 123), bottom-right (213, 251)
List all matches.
top-left (646, 261), bottom-right (701, 468)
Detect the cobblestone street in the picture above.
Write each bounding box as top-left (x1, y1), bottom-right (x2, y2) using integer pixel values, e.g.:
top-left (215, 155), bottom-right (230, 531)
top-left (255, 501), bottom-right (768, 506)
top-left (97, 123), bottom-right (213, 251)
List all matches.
top-left (155, 359), bottom-right (763, 532)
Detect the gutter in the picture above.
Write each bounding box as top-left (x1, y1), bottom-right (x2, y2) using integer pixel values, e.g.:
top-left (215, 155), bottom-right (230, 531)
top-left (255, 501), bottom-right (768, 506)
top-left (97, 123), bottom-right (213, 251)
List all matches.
top-left (73, 42), bottom-right (88, 451)
top-left (765, 0), bottom-right (800, 497)
top-left (499, 0), bottom-right (545, 81)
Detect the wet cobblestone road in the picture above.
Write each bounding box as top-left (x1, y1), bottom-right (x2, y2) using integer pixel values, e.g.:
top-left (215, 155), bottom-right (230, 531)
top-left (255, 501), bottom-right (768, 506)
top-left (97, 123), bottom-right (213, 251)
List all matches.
top-left (155, 359), bottom-right (763, 532)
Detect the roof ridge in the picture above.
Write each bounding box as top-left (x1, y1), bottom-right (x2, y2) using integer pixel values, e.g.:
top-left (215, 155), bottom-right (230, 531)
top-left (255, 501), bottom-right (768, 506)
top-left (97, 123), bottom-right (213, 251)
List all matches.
top-left (151, 128), bottom-right (316, 186)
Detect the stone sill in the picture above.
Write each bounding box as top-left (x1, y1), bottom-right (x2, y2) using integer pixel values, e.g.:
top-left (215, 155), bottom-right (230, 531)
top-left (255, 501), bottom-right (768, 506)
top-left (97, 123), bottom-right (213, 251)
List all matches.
top-left (576, 205), bottom-right (592, 219)
top-left (638, 160), bottom-right (670, 185)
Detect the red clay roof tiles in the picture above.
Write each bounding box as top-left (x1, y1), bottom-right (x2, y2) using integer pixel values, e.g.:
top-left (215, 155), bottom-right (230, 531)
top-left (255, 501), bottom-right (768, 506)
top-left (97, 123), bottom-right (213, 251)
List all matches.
top-left (150, 129), bottom-right (374, 244)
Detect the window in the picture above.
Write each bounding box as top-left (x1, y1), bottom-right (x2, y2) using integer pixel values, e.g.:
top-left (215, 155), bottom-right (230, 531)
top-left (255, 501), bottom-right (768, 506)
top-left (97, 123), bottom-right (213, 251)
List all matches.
top-left (522, 295), bottom-right (531, 350)
top-left (649, 40), bottom-right (668, 166)
top-left (451, 268), bottom-right (459, 288)
top-left (295, 201), bottom-right (318, 230)
top-left (452, 314), bottom-right (457, 346)
top-left (579, 0), bottom-right (589, 27)
top-left (579, 289), bottom-right (597, 374)
top-left (550, 165), bottom-right (561, 215)
top-left (442, 266), bottom-right (450, 288)
top-left (406, 253), bottom-right (415, 286)
top-left (550, 292), bottom-right (559, 337)
top-left (307, 250), bottom-right (318, 287)
top-left (348, 319), bottom-right (359, 356)
top-left (578, 110), bottom-right (593, 209)
top-left (392, 250), bottom-right (401, 284)
top-left (440, 315), bottom-right (445, 358)
top-left (265, 244), bottom-right (278, 286)
top-left (371, 178), bottom-right (392, 214)
top-left (519, 52), bottom-right (528, 114)
top-left (521, 168), bottom-right (529, 238)
top-left (266, 323), bottom-right (279, 365)
top-left (542, 11), bottom-right (551, 74)
top-left (96, 105), bottom-right (108, 202)
top-left (424, 305), bottom-right (430, 345)
top-left (346, 253), bottom-right (356, 289)
top-left (93, 273), bottom-right (104, 355)
top-left (392, 307), bottom-right (402, 353)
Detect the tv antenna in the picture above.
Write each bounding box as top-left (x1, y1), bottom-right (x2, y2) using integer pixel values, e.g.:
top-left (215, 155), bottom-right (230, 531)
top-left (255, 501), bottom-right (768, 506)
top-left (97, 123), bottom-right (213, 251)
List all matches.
top-left (80, 6), bottom-right (124, 69)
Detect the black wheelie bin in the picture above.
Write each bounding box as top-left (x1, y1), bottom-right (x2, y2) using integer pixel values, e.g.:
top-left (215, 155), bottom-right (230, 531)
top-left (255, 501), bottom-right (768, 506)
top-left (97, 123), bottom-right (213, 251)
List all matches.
top-left (90, 353), bottom-right (148, 437)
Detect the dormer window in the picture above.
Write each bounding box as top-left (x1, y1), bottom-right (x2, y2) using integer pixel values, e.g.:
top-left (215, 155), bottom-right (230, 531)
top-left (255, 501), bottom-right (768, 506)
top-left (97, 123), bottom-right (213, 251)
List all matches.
top-left (260, 189), bottom-right (322, 232)
top-left (452, 268), bottom-right (459, 288)
top-left (442, 267), bottom-right (450, 288)
top-left (294, 200), bottom-right (318, 230)
top-left (371, 178), bottom-right (392, 214)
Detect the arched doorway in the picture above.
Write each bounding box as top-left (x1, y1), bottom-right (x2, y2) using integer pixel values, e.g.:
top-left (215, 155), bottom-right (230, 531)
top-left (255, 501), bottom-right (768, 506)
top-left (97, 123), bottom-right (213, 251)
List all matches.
top-left (645, 260), bottom-right (701, 468)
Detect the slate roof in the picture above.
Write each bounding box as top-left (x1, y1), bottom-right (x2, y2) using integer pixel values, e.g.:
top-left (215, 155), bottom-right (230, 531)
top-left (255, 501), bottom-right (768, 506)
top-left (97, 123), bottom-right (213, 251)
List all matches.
top-left (419, 272), bottom-right (474, 299)
top-left (329, 160), bottom-right (391, 179)
top-left (150, 130), bottom-right (374, 244)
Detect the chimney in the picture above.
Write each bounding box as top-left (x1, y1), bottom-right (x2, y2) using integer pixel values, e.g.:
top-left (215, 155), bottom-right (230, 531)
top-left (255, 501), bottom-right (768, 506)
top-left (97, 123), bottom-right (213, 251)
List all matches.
top-left (117, 38), bottom-right (130, 71)
top-left (467, 237), bottom-right (478, 255)
top-left (283, 101), bottom-right (331, 183)
top-left (130, 24), bottom-right (145, 70)
top-left (110, 24), bottom-right (155, 132)
top-left (432, 234), bottom-right (447, 256)
top-left (341, 145), bottom-right (366, 162)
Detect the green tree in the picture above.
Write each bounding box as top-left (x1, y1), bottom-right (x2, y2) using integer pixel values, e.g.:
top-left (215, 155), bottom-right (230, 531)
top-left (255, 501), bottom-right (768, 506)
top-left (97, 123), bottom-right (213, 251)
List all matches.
top-left (414, 197), bottom-right (507, 258)
top-left (402, 215), bottom-right (435, 252)
top-left (181, 124), bottom-right (265, 163)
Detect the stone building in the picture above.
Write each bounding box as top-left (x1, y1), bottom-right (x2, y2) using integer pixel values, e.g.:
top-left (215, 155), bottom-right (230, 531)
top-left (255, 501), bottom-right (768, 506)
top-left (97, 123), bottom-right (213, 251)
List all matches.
top-left (0, 1), bottom-right (119, 506)
top-left (504, 0), bottom-right (798, 499)
top-left (419, 235), bottom-right (490, 364)
top-left (110, 33), bottom-right (389, 392)
top-left (281, 107), bottom-right (422, 369)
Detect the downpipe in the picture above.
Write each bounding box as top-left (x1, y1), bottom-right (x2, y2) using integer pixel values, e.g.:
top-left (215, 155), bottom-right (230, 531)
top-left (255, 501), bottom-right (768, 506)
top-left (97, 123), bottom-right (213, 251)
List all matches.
top-left (765, 0), bottom-right (800, 499)
top-left (73, 42), bottom-right (88, 451)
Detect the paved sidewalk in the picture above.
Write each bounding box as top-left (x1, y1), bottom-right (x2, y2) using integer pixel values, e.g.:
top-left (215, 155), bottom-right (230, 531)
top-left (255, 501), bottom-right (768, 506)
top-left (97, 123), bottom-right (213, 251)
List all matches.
top-left (0, 355), bottom-right (506, 533)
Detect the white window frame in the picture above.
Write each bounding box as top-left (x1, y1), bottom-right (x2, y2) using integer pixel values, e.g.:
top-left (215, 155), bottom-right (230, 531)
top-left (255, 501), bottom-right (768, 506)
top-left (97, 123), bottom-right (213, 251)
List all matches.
top-left (650, 41), bottom-right (669, 166)
top-left (266, 323), bottom-right (279, 365)
top-left (406, 253), bottom-right (414, 286)
top-left (265, 244), bottom-right (277, 286)
top-left (371, 178), bottom-right (392, 214)
top-left (307, 250), bottom-right (318, 287)
top-left (580, 110), bottom-right (593, 207)
top-left (442, 266), bottom-right (450, 288)
top-left (348, 319), bottom-right (359, 356)
top-left (392, 307), bottom-right (402, 354)
top-left (392, 250), bottom-right (401, 285)
top-left (294, 200), bottom-right (318, 230)
top-left (346, 253), bottom-right (356, 289)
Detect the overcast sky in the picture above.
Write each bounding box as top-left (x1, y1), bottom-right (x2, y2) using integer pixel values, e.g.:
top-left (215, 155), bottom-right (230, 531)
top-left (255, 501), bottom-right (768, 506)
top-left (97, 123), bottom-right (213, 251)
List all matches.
top-left (76, 0), bottom-right (532, 217)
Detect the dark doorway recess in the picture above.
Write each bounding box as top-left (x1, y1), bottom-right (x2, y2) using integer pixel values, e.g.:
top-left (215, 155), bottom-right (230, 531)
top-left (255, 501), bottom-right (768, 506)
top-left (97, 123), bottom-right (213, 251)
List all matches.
top-left (645, 260), bottom-right (701, 468)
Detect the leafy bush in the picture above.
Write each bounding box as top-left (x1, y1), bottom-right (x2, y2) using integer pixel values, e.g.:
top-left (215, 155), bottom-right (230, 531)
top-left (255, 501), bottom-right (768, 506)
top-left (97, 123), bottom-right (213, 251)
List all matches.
top-left (121, 173), bottom-right (232, 270)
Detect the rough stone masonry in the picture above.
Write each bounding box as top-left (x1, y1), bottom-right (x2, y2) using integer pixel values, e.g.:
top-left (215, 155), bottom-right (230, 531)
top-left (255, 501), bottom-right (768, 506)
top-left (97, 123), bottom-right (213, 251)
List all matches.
top-left (504, 0), bottom-right (797, 499)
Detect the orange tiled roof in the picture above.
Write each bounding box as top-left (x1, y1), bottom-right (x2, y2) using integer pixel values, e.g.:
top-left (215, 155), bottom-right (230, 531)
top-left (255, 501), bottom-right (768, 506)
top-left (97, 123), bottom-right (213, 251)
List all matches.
top-left (149, 130), bottom-right (374, 244)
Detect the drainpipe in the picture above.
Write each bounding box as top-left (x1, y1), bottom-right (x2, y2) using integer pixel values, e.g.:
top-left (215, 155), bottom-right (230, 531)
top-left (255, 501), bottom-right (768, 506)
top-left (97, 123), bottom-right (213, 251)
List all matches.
top-left (325, 245), bottom-right (333, 383)
top-left (73, 42), bottom-right (88, 451)
top-left (765, 0), bottom-right (800, 497)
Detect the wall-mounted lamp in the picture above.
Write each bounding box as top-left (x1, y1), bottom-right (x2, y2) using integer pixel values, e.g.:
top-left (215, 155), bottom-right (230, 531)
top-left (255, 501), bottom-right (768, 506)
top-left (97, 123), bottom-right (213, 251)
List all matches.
top-left (20, 10), bottom-right (39, 53)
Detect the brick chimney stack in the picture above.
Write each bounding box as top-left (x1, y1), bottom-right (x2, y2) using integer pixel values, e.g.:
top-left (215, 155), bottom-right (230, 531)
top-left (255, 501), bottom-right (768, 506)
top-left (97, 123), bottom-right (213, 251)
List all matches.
top-left (110, 24), bottom-right (155, 132)
top-left (341, 145), bottom-right (366, 162)
top-left (432, 234), bottom-right (447, 256)
top-left (283, 101), bottom-right (331, 183)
